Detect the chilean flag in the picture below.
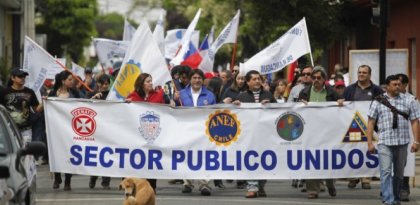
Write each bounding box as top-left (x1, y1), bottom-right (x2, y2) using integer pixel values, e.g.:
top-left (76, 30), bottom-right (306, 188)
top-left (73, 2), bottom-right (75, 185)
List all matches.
top-left (181, 41), bottom-right (202, 69)
top-left (199, 34), bottom-right (210, 57)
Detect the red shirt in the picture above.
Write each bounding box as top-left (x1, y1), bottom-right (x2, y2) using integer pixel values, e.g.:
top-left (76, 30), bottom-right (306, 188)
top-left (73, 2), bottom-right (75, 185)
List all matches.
top-left (127, 89), bottom-right (165, 104)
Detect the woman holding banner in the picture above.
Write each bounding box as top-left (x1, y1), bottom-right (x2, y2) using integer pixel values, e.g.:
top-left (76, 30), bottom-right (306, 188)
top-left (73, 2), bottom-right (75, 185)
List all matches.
top-left (49, 70), bottom-right (80, 191)
top-left (126, 73), bottom-right (165, 192)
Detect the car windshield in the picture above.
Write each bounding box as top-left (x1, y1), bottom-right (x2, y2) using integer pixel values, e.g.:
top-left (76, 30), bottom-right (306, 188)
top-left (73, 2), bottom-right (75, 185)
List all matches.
top-left (0, 115), bottom-right (11, 154)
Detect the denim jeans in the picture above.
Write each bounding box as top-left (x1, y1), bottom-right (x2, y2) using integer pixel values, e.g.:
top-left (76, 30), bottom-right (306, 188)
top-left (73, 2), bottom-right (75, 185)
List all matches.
top-left (378, 144), bottom-right (407, 204)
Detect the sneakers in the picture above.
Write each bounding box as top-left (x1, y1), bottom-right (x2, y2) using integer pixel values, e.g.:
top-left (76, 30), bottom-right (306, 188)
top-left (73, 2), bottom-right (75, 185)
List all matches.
top-left (168, 179), bottom-right (183, 184)
top-left (328, 187), bottom-right (337, 197)
top-left (361, 183), bottom-right (371, 189)
top-left (245, 191), bottom-right (258, 198)
top-left (63, 184), bottom-right (71, 191)
top-left (89, 178), bottom-right (96, 189)
top-left (307, 193), bottom-right (318, 199)
top-left (181, 185), bottom-right (193, 193)
top-left (52, 178), bottom-right (62, 189)
top-left (102, 183), bottom-right (111, 190)
top-left (200, 186), bottom-right (211, 196)
top-left (348, 179), bottom-right (359, 188)
top-left (400, 190), bottom-right (410, 201)
top-left (258, 188), bottom-right (267, 197)
top-left (215, 183), bottom-right (226, 189)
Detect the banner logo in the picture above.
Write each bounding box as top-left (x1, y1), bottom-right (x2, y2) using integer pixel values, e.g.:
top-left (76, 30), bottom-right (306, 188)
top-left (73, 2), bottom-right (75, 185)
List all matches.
top-left (275, 112), bottom-right (305, 141)
top-left (71, 107), bottom-right (97, 137)
top-left (138, 111), bottom-right (162, 144)
top-left (205, 110), bottom-right (241, 146)
top-left (114, 59), bottom-right (142, 99)
top-left (342, 111), bottom-right (376, 143)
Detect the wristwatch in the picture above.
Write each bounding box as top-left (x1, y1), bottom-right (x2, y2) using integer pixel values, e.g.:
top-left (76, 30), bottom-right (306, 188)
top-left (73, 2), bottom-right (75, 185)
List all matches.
top-left (414, 141), bottom-right (420, 145)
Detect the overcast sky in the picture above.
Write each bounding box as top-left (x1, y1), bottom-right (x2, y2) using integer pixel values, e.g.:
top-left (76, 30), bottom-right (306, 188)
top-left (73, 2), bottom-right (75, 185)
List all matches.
top-left (97, 0), bottom-right (163, 24)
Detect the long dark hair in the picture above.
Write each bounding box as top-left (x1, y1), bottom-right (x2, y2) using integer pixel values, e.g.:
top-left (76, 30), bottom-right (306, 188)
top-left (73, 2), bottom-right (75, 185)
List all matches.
top-left (53, 70), bottom-right (72, 92)
top-left (134, 73), bottom-right (152, 98)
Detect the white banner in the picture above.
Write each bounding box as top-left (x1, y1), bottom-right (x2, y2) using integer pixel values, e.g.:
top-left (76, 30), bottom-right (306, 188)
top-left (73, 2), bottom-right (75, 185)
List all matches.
top-left (199, 10), bottom-right (240, 72)
top-left (45, 100), bottom-right (415, 179)
top-left (240, 18), bottom-right (312, 75)
top-left (107, 22), bottom-right (172, 100)
top-left (93, 38), bottom-right (128, 70)
top-left (23, 36), bottom-right (62, 101)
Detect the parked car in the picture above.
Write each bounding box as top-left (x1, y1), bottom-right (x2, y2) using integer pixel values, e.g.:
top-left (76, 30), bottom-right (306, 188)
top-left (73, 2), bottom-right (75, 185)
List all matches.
top-left (0, 105), bottom-right (45, 205)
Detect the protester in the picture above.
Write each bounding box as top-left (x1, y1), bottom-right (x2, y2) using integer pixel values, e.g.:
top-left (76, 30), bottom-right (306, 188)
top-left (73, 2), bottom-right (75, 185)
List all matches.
top-left (343, 64), bottom-right (383, 189)
top-left (334, 80), bottom-right (346, 98)
top-left (83, 68), bottom-right (96, 91)
top-left (0, 68), bottom-right (43, 146)
top-left (49, 70), bottom-right (80, 191)
top-left (233, 70), bottom-right (276, 198)
top-left (222, 73), bottom-right (246, 104)
top-left (220, 69), bottom-right (233, 95)
top-left (270, 79), bottom-right (288, 103)
top-left (86, 74), bottom-right (112, 189)
top-left (126, 73), bottom-right (166, 192)
top-left (176, 69), bottom-right (216, 196)
top-left (396, 73), bottom-right (418, 201)
top-left (173, 65), bottom-right (192, 91)
top-left (287, 66), bottom-right (313, 102)
top-left (367, 74), bottom-right (419, 205)
top-left (298, 66), bottom-right (342, 199)
top-left (206, 77), bottom-right (223, 103)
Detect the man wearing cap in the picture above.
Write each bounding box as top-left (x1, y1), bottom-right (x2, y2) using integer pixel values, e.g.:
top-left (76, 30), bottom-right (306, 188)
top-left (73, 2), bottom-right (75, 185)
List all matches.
top-left (343, 64), bottom-right (383, 189)
top-left (334, 80), bottom-right (346, 98)
top-left (0, 68), bottom-right (43, 145)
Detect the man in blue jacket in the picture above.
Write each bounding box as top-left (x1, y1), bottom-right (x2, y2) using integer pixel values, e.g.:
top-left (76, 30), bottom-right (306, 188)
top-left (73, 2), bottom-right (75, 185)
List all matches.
top-left (176, 69), bottom-right (216, 195)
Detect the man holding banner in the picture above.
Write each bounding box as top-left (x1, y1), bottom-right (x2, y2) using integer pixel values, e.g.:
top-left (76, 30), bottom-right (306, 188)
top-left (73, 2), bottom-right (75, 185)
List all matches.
top-left (298, 66), bottom-right (342, 199)
top-left (367, 75), bottom-right (420, 205)
top-left (233, 70), bottom-right (276, 198)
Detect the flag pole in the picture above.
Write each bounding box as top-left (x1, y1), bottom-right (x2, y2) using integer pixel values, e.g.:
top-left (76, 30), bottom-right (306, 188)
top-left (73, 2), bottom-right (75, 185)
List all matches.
top-left (25, 36), bottom-right (93, 92)
top-left (230, 10), bottom-right (240, 71)
top-left (230, 42), bottom-right (237, 71)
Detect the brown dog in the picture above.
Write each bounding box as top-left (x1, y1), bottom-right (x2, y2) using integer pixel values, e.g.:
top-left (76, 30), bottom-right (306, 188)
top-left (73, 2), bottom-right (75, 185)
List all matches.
top-left (120, 178), bottom-right (156, 205)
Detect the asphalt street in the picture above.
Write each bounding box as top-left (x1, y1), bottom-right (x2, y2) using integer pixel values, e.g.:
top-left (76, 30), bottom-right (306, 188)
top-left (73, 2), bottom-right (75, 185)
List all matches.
top-left (34, 158), bottom-right (420, 205)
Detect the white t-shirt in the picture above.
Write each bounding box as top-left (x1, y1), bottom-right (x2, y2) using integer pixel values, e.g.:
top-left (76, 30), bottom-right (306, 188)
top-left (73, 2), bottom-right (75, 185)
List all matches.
top-left (191, 87), bottom-right (202, 107)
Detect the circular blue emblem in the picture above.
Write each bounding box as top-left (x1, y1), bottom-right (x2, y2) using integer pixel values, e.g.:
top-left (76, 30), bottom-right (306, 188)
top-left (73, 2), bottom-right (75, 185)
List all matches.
top-left (275, 112), bottom-right (305, 141)
top-left (205, 110), bottom-right (241, 146)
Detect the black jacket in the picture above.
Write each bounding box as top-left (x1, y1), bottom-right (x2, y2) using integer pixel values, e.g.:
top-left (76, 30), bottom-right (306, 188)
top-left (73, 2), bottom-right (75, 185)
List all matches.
top-left (236, 89), bottom-right (276, 103)
top-left (298, 84), bottom-right (340, 102)
top-left (343, 81), bottom-right (383, 101)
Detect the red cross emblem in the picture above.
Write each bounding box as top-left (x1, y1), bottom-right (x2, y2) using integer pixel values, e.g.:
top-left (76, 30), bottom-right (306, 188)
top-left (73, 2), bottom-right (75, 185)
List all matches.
top-left (71, 107), bottom-right (97, 137)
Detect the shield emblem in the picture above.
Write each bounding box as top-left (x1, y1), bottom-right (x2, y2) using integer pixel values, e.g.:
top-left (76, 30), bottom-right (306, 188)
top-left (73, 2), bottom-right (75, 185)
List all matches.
top-left (139, 112), bottom-right (161, 143)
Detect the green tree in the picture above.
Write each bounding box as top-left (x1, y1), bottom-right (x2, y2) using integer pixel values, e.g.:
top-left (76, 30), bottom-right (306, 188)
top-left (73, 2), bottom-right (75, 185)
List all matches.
top-left (95, 12), bottom-right (125, 40)
top-left (162, 0), bottom-right (350, 65)
top-left (36, 0), bottom-right (98, 64)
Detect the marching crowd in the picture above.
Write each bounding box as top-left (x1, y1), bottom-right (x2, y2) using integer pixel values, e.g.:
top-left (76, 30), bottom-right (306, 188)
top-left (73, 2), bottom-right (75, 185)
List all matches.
top-left (0, 62), bottom-right (419, 205)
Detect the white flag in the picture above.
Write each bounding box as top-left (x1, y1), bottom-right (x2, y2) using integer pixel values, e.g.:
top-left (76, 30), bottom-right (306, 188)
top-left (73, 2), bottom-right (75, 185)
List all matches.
top-left (71, 62), bottom-right (86, 80)
top-left (170, 8), bottom-right (202, 66)
top-left (208, 25), bottom-right (215, 46)
top-left (107, 22), bottom-right (172, 100)
top-left (123, 19), bottom-right (136, 41)
top-left (93, 38), bottom-right (129, 69)
top-left (164, 29), bottom-right (200, 60)
top-left (239, 18), bottom-right (312, 75)
top-left (153, 10), bottom-right (165, 55)
top-left (199, 10), bottom-right (240, 72)
top-left (22, 36), bottom-right (62, 101)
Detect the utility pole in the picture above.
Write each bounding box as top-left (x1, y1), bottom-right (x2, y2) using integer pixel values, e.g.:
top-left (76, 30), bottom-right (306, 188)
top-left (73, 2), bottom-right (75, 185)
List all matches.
top-left (379, 0), bottom-right (388, 85)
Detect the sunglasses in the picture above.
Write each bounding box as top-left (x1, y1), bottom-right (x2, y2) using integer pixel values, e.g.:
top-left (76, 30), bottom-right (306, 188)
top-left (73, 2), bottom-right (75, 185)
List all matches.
top-left (311, 76), bottom-right (323, 80)
top-left (233, 70), bottom-right (239, 73)
top-left (302, 72), bottom-right (312, 76)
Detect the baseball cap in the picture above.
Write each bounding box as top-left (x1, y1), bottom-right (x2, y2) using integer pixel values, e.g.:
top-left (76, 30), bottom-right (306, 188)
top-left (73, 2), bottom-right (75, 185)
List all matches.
top-left (11, 68), bottom-right (29, 77)
top-left (334, 80), bottom-right (345, 88)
